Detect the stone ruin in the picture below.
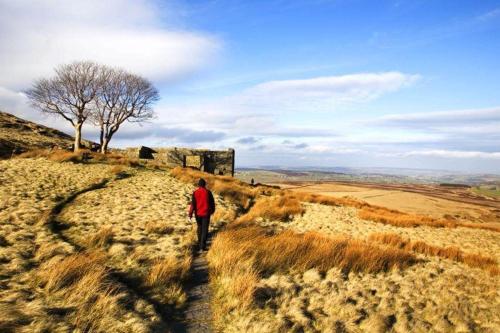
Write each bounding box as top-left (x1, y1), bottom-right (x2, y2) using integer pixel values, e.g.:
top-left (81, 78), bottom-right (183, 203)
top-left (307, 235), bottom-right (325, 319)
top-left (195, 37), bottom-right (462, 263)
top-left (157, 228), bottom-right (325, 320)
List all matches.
top-left (124, 146), bottom-right (235, 176)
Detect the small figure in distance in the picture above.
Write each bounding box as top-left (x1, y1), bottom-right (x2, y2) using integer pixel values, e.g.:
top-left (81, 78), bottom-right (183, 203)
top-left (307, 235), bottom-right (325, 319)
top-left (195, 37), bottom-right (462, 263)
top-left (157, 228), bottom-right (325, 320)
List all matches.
top-left (250, 178), bottom-right (255, 186)
top-left (188, 178), bottom-right (216, 252)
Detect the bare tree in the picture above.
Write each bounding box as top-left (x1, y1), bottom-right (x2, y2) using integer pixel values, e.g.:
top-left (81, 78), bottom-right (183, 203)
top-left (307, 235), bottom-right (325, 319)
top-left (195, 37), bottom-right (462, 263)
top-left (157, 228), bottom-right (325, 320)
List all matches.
top-left (25, 61), bottom-right (101, 152)
top-left (93, 67), bottom-right (159, 153)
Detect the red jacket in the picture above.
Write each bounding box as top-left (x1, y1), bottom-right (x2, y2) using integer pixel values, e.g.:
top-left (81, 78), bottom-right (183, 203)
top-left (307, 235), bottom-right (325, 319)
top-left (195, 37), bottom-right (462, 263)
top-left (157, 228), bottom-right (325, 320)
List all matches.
top-left (189, 187), bottom-right (215, 218)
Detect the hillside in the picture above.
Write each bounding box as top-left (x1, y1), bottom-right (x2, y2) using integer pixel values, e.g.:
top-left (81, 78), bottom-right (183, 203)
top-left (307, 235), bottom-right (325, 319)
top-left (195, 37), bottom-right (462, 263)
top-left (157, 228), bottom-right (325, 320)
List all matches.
top-left (0, 111), bottom-right (94, 158)
top-left (0, 156), bottom-right (235, 331)
top-left (1, 153), bottom-right (499, 332)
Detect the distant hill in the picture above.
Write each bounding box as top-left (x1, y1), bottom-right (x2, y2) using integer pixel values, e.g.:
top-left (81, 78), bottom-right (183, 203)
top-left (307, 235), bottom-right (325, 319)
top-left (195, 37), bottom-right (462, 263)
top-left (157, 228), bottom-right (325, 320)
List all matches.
top-left (0, 111), bottom-right (94, 158)
top-left (236, 166), bottom-right (500, 186)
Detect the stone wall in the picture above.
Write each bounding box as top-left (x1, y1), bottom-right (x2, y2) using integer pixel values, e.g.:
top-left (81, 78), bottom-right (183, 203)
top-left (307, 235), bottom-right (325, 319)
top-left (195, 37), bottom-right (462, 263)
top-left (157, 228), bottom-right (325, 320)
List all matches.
top-left (124, 146), bottom-right (235, 176)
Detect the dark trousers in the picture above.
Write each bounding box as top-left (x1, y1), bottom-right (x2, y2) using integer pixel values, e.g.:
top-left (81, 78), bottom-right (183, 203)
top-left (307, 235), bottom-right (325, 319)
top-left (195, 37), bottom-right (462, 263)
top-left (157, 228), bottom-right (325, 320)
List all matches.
top-left (195, 215), bottom-right (210, 250)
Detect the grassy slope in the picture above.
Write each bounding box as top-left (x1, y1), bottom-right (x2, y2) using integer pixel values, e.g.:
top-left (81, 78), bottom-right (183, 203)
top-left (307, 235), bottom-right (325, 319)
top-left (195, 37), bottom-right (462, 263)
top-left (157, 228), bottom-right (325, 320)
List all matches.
top-left (2, 155), bottom-right (498, 332)
top-left (0, 157), bottom-right (234, 332)
top-left (0, 111), bottom-right (95, 157)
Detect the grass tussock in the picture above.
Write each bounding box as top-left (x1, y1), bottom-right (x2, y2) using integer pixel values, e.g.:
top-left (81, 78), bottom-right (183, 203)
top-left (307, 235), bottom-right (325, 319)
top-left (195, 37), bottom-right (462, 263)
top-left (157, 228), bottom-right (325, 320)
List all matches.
top-left (109, 165), bottom-right (127, 175)
top-left (146, 256), bottom-right (192, 288)
top-left (18, 149), bottom-right (84, 163)
top-left (210, 225), bottom-right (417, 276)
top-left (38, 251), bottom-right (108, 292)
top-left (91, 151), bottom-right (142, 167)
top-left (212, 207), bottom-right (237, 224)
top-left (36, 251), bottom-right (125, 332)
top-left (292, 191), bottom-right (370, 209)
top-left (85, 227), bottom-right (114, 248)
top-left (359, 206), bottom-right (500, 232)
top-left (145, 221), bottom-right (175, 235)
top-left (458, 221), bottom-right (500, 232)
top-left (237, 193), bottom-right (305, 223)
top-left (359, 206), bottom-right (457, 228)
top-left (369, 233), bottom-right (499, 276)
top-left (146, 255), bottom-right (192, 307)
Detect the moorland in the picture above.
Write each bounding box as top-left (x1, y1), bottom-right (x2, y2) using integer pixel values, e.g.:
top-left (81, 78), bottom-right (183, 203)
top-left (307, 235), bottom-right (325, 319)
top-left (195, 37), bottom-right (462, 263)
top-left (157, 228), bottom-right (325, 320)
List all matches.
top-left (1, 112), bottom-right (499, 332)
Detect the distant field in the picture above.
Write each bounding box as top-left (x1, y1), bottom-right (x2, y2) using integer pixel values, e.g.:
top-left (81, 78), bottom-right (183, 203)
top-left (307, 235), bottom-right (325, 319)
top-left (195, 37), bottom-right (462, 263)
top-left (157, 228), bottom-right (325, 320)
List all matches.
top-left (278, 182), bottom-right (500, 223)
top-left (472, 186), bottom-right (500, 198)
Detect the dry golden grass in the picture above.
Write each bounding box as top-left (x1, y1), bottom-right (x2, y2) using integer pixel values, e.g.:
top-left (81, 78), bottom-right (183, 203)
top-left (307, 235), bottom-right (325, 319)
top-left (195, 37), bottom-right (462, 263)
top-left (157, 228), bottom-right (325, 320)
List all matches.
top-left (36, 251), bottom-right (128, 332)
top-left (145, 255), bottom-right (192, 308)
top-left (172, 167), bottom-right (307, 224)
top-left (1, 158), bottom-right (237, 332)
top-left (146, 256), bottom-right (191, 288)
top-left (85, 227), bottom-right (114, 248)
top-left (0, 303), bottom-right (37, 333)
top-left (237, 193), bottom-right (305, 223)
top-left (18, 148), bottom-right (85, 163)
top-left (208, 225), bottom-right (418, 331)
top-left (211, 206), bottom-right (237, 224)
top-left (171, 168), bottom-right (500, 332)
top-left (292, 191), bottom-right (370, 209)
top-left (38, 251), bottom-right (107, 292)
top-left (91, 151), bottom-right (142, 167)
top-left (145, 221), bottom-right (175, 235)
top-left (287, 202), bottom-right (500, 261)
top-left (369, 232), bottom-right (499, 275)
top-left (359, 206), bottom-right (457, 228)
top-left (210, 225), bottom-right (417, 276)
top-left (109, 164), bottom-right (127, 175)
top-left (4, 158), bottom-right (497, 332)
top-left (359, 206), bottom-right (500, 232)
top-left (18, 148), bottom-right (143, 167)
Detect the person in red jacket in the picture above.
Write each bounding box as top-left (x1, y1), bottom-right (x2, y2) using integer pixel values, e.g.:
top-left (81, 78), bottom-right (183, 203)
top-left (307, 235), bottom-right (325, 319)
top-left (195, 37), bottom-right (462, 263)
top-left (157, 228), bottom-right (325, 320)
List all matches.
top-left (188, 178), bottom-right (216, 251)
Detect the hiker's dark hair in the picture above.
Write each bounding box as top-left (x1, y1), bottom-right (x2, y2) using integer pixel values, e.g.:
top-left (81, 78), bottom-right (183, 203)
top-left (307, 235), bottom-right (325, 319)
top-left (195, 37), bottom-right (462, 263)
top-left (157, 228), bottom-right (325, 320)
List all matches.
top-left (198, 178), bottom-right (206, 187)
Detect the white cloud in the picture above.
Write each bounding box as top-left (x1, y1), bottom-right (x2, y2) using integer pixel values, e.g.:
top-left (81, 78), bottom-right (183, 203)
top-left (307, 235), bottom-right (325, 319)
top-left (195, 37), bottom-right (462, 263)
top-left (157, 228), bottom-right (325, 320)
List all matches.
top-left (403, 150), bottom-right (500, 159)
top-left (240, 72), bottom-right (419, 110)
top-left (0, 0), bottom-right (220, 89)
top-left (153, 71), bottom-right (419, 133)
top-left (377, 107), bottom-right (500, 126)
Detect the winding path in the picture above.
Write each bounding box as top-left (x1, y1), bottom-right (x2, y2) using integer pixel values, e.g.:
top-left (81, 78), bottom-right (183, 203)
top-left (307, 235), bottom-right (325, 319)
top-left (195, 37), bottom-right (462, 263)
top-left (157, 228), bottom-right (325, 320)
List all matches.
top-left (172, 232), bottom-right (215, 333)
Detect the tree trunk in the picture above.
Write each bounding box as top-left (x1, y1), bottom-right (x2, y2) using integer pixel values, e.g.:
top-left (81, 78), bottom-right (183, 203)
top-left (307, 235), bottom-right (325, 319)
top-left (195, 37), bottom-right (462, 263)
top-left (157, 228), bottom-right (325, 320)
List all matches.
top-left (99, 127), bottom-right (104, 151)
top-left (101, 137), bottom-right (109, 154)
top-left (101, 128), bottom-right (116, 154)
top-left (74, 122), bottom-right (83, 152)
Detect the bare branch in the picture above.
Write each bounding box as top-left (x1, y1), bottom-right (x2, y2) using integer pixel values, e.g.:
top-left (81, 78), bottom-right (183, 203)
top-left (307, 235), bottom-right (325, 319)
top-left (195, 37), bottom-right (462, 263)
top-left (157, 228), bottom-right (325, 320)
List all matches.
top-left (25, 61), bottom-right (101, 151)
top-left (92, 67), bottom-right (159, 153)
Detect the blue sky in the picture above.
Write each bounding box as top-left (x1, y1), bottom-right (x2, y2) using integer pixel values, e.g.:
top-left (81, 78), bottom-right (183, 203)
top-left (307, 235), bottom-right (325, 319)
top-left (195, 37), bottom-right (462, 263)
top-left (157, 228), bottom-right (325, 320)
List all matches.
top-left (1, 0), bottom-right (500, 172)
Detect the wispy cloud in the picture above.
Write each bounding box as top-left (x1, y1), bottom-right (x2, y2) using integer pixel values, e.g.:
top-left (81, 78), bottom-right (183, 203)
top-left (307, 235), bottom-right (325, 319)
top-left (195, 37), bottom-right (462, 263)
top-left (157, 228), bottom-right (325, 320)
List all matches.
top-left (403, 150), bottom-right (500, 159)
top-left (477, 8), bottom-right (500, 21)
top-left (240, 72), bottom-right (419, 110)
top-left (376, 107), bottom-right (500, 127)
top-left (155, 71), bottom-right (419, 132)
